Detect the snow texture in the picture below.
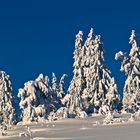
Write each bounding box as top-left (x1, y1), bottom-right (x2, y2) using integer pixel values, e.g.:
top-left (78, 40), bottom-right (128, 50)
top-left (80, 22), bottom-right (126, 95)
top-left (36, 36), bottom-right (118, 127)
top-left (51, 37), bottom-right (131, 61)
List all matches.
top-left (3, 113), bottom-right (140, 140)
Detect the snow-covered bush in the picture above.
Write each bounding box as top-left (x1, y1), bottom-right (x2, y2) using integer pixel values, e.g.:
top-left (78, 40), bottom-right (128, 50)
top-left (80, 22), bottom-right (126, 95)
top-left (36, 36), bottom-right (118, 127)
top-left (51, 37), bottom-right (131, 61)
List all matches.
top-left (18, 73), bottom-right (67, 122)
top-left (116, 30), bottom-right (140, 113)
top-left (0, 71), bottom-right (16, 129)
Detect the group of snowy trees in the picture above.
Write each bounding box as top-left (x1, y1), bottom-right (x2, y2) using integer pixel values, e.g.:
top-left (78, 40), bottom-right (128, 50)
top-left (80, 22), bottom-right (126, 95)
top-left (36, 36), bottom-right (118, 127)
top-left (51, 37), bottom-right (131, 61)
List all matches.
top-left (63, 28), bottom-right (121, 118)
top-left (18, 73), bottom-right (67, 122)
top-left (0, 28), bottom-right (140, 127)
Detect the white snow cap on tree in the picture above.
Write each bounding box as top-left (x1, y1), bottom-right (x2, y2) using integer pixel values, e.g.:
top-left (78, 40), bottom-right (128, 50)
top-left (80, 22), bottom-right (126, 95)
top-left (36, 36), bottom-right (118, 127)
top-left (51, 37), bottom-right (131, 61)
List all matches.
top-left (0, 71), bottom-right (16, 127)
top-left (115, 51), bottom-right (124, 60)
top-left (115, 30), bottom-right (140, 113)
top-left (65, 28), bottom-right (121, 117)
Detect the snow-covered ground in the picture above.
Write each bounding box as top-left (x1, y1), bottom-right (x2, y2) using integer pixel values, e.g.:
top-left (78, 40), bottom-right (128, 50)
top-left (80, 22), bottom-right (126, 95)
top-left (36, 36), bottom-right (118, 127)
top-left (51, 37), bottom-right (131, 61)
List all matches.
top-left (1, 113), bottom-right (140, 140)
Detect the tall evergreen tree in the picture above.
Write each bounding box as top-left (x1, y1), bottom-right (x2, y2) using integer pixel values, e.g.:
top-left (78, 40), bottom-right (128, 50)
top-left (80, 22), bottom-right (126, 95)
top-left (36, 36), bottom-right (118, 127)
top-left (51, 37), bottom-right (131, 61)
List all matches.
top-left (115, 30), bottom-right (140, 113)
top-left (82, 30), bottom-right (121, 114)
top-left (0, 71), bottom-right (16, 128)
top-left (66, 30), bottom-right (85, 117)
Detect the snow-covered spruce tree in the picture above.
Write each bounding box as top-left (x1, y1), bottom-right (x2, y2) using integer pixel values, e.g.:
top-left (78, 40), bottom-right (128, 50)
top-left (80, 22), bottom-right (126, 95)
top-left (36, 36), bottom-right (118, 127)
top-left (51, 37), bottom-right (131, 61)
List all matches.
top-left (58, 74), bottom-right (67, 98)
top-left (18, 74), bottom-right (50, 122)
top-left (82, 29), bottom-right (121, 115)
top-left (18, 73), bottom-right (67, 122)
top-left (63, 28), bottom-right (121, 117)
top-left (49, 73), bottom-right (67, 113)
top-left (61, 30), bottom-right (87, 118)
top-left (0, 71), bottom-right (16, 129)
top-left (48, 73), bottom-right (68, 121)
top-left (115, 30), bottom-right (140, 113)
top-left (105, 78), bottom-right (121, 113)
top-left (52, 72), bottom-right (57, 93)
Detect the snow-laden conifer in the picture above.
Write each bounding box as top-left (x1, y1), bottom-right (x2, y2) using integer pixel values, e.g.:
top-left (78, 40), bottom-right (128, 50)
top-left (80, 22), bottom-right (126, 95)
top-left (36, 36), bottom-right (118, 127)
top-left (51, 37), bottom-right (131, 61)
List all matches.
top-left (116, 30), bottom-right (140, 113)
top-left (65, 30), bottom-right (86, 117)
top-left (0, 71), bottom-right (16, 128)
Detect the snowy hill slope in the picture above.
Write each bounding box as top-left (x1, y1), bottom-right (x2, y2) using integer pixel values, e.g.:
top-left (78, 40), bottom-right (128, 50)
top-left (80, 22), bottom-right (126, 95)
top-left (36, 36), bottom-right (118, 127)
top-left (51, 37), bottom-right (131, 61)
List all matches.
top-left (1, 114), bottom-right (140, 140)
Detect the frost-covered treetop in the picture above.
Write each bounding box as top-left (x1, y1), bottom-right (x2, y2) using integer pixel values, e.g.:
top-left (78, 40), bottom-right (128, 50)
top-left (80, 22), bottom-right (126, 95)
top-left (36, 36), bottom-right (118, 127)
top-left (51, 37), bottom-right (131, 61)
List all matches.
top-left (84, 28), bottom-right (94, 46)
top-left (115, 30), bottom-right (140, 75)
top-left (94, 35), bottom-right (101, 44)
top-left (75, 30), bottom-right (83, 48)
top-left (0, 71), bottom-right (12, 91)
top-left (129, 30), bottom-right (138, 47)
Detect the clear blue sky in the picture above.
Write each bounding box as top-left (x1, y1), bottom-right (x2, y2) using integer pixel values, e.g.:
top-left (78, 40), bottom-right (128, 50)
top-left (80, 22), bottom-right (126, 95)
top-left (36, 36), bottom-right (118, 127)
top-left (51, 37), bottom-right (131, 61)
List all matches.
top-left (0, 0), bottom-right (140, 103)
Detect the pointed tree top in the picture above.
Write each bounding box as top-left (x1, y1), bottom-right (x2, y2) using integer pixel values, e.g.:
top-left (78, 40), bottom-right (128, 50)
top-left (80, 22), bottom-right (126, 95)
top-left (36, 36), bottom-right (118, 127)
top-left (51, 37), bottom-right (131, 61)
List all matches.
top-left (59, 74), bottom-right (67, 86)
top-left (60, 74), bottom-right (67, 80)
top-left (88, 28), bottom-right (94, 38)
top-left (129, 30), bottom-right (138, 46)
top-left (94, 35), bottom-right (101, 44)
top-left (84, 28), bottom-right (94, 46)
top-left (52, 72), bottom-right (57, 83)
top-left (78, 30), bottom-right (83, 36)
top-left (75, 30), bottom-right (83, 48)
top-left (39, 73), bottom-right (44, 79)
top-left (36, 73), bottom-right (44, 82)
top-left (76, 30), bottom-right (83, 38)
top-left (52, 72), bottom-right (56, 77)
